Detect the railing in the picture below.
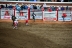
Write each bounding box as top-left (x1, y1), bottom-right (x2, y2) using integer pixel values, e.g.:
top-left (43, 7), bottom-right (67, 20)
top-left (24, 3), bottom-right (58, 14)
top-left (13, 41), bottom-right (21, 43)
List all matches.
top-left (0, 1), bottom-right (72, 6)
top-left (0, 1), bottom-right (72, 21)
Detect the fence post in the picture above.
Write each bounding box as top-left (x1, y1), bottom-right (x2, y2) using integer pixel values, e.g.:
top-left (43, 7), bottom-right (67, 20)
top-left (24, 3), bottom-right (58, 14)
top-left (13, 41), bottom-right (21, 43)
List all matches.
top-left (28, 7), bottom-right (30, 20)
top-left (42, 7), bottom-right (44, 21)
top-left (56, 8), bottom-right (58, 21)
top-left (13, 6), bottom-right (16, 16)
top-left (0, 6), bottom-right (1, 19)
top-left (70, 8), bottom-right (72, 21)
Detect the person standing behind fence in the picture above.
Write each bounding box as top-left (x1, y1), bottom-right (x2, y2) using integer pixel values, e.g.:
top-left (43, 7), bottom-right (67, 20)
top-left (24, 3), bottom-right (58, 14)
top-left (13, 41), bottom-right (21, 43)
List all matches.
top-left (62, 11), bottom-right (67, 22)
top-left (11, 15), bottom-right (16, 26)
top-left (71, 11), bottom-right (72, 21)
top-left (15, 3), bottom-right (21, 12)
top-left (32, 12), bottom-right (36, 22)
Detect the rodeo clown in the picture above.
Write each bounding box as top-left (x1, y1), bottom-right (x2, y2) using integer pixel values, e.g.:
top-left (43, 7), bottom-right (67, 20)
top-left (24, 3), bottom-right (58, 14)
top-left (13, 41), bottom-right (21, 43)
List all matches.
top-left (25, 16), bottom-right (28, 26)
top-left (13, 19), bottom-right (18, 29)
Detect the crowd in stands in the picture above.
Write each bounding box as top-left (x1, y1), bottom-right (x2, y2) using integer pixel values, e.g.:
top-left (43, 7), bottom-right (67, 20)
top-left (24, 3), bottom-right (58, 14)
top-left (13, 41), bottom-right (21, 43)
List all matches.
top-left (0, 3), bottom-right (72, 11)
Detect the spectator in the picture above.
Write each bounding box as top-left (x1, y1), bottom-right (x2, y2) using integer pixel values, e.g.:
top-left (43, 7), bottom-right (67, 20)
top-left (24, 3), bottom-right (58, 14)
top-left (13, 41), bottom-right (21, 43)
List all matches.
top-left (21, 3), bottom-right (24, 10)
top-left (15, 3), bottom-right (21, 12)
top-left (66, 6), bottom-right (70, 10)
top-left (30, 4), bottom-right (33, 9)
top-left (61, 6), bottom-right (65, 11)
top-left (24, 4), bottom-right (28, 9)
top-left (36, 4), bottom-right (40, 10)
top-left (33, 4), bottom-right (37, 9)
top-left (51, 6), bottom-right (55, 11)
top-left (43, 3), bottom-right (47, 10)
top-left (0, 5), bottom-right (5, 8)
top-left (21, 4), bottom-right (24, 10)
top-left (50, 6), bottom-right (52, 9)
top-left (15, 3), bottom-right (19, 8)
top-left (48, 7), bottom-right (52, 12)
top-left (58, 6), bottom-right (61, 11)
top-left (8, 4), bottom-right (13, 9)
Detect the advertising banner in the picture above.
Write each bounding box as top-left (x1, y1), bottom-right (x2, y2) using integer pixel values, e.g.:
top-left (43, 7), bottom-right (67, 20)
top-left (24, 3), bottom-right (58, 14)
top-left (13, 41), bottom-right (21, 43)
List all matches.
top-left (1, 8), bottom-right (13, 19)
top-left (43, 11), bottom-right (57, 21)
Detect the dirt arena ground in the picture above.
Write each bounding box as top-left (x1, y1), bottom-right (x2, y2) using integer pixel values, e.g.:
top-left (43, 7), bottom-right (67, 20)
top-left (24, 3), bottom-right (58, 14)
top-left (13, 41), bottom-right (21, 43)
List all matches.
top-left (0, 19), bottom-right (72, 48)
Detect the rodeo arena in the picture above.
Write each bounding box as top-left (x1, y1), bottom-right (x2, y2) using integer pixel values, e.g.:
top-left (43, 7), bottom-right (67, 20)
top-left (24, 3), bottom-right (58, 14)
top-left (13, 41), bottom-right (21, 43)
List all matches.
top-left (0, 1), bottom-right (72, 48)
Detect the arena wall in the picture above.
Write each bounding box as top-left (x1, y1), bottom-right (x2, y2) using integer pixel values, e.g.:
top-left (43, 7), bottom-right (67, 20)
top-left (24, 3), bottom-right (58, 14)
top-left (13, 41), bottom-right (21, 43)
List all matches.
top-left (0, 1), bottom-right (72, 22)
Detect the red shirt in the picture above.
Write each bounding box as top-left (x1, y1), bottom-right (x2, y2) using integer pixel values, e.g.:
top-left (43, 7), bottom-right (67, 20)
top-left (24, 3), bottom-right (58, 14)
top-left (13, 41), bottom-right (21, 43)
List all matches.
top-left (62, 13), bottom-right (67, 17)
top-left (48, 8), bottom-right (52, 12)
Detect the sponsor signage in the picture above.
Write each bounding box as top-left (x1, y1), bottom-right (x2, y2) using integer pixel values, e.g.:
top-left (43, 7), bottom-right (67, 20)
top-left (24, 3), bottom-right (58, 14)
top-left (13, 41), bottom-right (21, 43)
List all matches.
top-left (43, 11), bottom-right (57, 21)
top-left (1, 9), bottom-right (13, 19)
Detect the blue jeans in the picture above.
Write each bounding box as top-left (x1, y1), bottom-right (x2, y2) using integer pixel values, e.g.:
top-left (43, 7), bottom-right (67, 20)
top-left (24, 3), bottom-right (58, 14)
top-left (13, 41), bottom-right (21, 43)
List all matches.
top-left (62, 16), bottom-right (65, 22)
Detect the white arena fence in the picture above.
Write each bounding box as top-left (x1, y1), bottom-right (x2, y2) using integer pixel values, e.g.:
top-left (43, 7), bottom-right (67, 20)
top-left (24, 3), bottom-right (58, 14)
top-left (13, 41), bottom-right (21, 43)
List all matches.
top-left (58, 10), bottom-right (72, 21)
top-left (43, 10), bottom-right (57, 21)
top-left (0, 8), bottom-right (13, 19)
top-left (15, 9), bottom-right (28, 20)
top-left (30, 9), bottom-right (43, 20)
top-left (0, 8), bottom-right (72, 21)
